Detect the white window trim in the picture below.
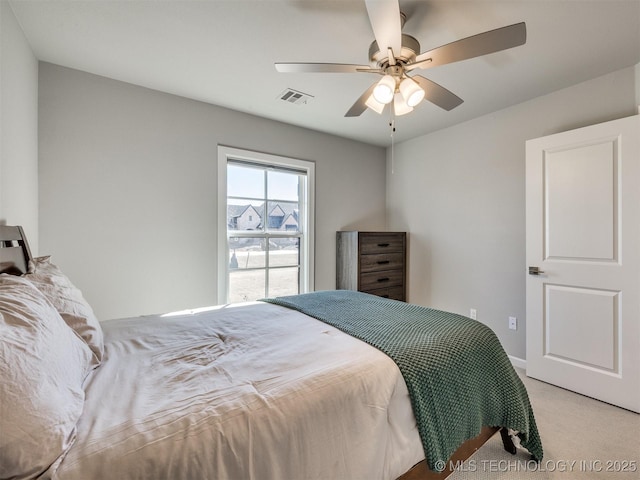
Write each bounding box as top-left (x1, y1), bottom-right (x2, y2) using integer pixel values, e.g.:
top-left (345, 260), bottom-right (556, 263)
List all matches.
top-left (217, 145), bottom-right (315, 304)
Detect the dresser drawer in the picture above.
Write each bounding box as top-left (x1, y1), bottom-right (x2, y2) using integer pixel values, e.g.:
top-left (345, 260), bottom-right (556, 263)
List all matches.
top-left (362, 286), bottom-right (405, 301)
top-left (359, 234), bottom-right (404, 254)
top-left (360, 269), bottom-right (404, 290)
top-left (360, 252), bottom-right (404, 273)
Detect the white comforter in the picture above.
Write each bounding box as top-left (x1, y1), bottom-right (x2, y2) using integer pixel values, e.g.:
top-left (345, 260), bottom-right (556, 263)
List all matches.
top-left (54, 302), bottom-right (424, 480)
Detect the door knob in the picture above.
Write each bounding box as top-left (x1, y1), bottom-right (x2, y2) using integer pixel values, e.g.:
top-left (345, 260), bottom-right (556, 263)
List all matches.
top-left (528, 266), bottom-right (544, 275)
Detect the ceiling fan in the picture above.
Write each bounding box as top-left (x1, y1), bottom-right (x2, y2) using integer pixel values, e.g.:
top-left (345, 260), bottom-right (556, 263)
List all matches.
top-left (275, 0), bottom-right (526, 117)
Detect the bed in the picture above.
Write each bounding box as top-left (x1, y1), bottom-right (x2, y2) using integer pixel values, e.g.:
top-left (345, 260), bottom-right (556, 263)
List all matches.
top-left (0, 225), bottom-right (542, 479)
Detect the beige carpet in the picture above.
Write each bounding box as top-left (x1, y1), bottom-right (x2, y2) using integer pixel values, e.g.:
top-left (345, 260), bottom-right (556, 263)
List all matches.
top-left (448, 368), bottom-right (640, 479)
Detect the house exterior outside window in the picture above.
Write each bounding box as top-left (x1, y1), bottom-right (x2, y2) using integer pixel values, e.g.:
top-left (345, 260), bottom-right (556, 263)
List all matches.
top-left (217, 146), bottom-right (315, 304)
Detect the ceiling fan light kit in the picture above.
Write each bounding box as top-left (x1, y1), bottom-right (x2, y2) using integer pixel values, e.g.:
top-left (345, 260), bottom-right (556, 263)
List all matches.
top-left (368, 75), bottom-right (423, 116)
top-left (372, 74), bottom-right (396, 104)
top-left (399, 77), bottom-right (425, 107)
top-left (365, 94), bottom-right (386, 114)
top-left (275, 0), bottom-right (526, 121)
top-left (393, 93), bottom-right (413, 116)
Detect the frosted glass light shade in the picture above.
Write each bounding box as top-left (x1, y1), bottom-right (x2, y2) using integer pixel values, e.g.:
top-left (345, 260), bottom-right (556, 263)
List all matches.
top-left (372, 75), bottom-right (396, 104)
top-left (365, 94), bottom-right (385, 114)
top-left (393, 93), bottom-right (413, 116)
top-left (399, 77), bottom-right (425, 107)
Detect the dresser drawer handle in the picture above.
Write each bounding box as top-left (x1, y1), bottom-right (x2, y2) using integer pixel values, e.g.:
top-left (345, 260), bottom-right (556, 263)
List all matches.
top-left (377, 277), bottom-right (390, 283)
top-left (381, 294), bottom-right (390, 298)
top-left (377, 260), bottom-right (390, 265)
top-left (377, 243), bottom-right (390, 247)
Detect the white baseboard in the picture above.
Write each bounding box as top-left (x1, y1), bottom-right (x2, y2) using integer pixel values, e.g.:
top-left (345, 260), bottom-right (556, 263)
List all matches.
top-left (508, 355), bottom-right (526, 370)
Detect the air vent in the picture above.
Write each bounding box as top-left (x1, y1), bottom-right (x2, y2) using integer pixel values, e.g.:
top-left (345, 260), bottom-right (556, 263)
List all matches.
top-left (278, 88), bottom-right (313, 105)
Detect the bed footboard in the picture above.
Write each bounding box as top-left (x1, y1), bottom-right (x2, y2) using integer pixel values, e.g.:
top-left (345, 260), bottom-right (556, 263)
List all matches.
top-left (398, 426), bottom-right (500, 480)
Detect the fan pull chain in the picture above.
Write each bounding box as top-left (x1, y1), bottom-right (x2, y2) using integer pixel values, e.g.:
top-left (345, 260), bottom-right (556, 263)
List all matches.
top-left (389, 113), bottom-right (396, 174)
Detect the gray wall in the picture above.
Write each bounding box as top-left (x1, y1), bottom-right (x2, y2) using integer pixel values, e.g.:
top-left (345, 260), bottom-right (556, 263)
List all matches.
top-left (38, 63), bottom-right (386, 320)
top-left (636, 63), bottom-right (640, 106)
top-left (386, 66), bottom-right (639, 360)
top-left (0, 1), bottom-right (38, 251)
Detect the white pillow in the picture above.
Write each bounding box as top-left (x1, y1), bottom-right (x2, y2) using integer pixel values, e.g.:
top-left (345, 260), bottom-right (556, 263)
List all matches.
top-left (26, 256), bottom-right (104, 363)
top-left (0, 274), bottom-right (95, 479)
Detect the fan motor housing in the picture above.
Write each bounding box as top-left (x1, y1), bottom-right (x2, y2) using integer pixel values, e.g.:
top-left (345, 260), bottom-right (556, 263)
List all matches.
top-left (369, 34), bottom-right (420, 68)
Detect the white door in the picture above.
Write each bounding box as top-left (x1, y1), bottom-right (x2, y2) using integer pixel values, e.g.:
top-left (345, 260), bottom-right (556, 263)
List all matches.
top-left (526, 114), bottom-right (640, 413)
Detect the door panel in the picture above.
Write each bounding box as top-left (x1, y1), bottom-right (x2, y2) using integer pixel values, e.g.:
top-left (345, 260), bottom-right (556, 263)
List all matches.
top-left (545, 285), bottom-right (618, 372)
top-left (526, 114), bottom-right (639, 413)
top-left (545, 140), bottom-right (616, 261)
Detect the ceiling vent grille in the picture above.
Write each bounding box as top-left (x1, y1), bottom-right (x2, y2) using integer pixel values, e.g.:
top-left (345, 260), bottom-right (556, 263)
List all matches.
top-left (278, 88), bottom-right (313, 105)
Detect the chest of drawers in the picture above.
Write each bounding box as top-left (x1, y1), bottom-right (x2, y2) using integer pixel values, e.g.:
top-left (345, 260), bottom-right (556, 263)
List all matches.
top-left (336, 231), bottom-right (407, 301)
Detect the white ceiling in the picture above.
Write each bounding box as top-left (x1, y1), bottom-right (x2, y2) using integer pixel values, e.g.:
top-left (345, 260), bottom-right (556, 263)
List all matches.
top-left (9, 0), bottom-right (640, 147)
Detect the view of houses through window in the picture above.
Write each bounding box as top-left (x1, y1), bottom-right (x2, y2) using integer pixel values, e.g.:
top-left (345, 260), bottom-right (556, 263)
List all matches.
top-left (225, 160), bottom-right (307, 303)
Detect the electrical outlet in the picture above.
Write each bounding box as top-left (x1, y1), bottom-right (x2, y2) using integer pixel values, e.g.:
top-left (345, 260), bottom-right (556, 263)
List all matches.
top-left (509, 316), bottom-right (517, 330)
top-left (470, 308), bottom-right (477, 320)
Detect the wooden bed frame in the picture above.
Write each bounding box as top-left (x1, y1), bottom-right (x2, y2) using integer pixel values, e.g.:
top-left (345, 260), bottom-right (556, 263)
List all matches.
top-left (399, 426), bottom-right (516, 479)
top-left (0, 225), bottom-right (517, 480)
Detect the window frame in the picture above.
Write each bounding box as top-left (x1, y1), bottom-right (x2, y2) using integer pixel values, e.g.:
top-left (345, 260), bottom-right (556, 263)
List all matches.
top-left (217, 146), bottom-right (315, 304)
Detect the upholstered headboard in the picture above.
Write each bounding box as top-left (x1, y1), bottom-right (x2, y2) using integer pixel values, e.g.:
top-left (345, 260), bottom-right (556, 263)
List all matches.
top-left (0, 226), bottom-right (33, 275)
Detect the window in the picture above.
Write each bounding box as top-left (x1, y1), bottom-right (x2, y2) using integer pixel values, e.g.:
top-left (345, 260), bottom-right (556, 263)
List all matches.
top-left (217, 146), bottom-right (314, 304)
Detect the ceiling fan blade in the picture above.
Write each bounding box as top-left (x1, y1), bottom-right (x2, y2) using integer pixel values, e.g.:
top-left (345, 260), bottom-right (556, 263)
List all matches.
top-left (411, 75), bottom-right (463, 111)
top-left (365, 0), bottom-right (402, 57)
top-left (413, 22), bottom-right (526, 68)
top-left (345, 82), bottom-right (377, 117)
top-left (275, 63), bottom-right (374, 73)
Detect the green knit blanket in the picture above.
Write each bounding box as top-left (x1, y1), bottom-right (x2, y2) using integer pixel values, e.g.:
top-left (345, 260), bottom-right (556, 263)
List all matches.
top-left (262, 290), bottom-right (543, 471)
